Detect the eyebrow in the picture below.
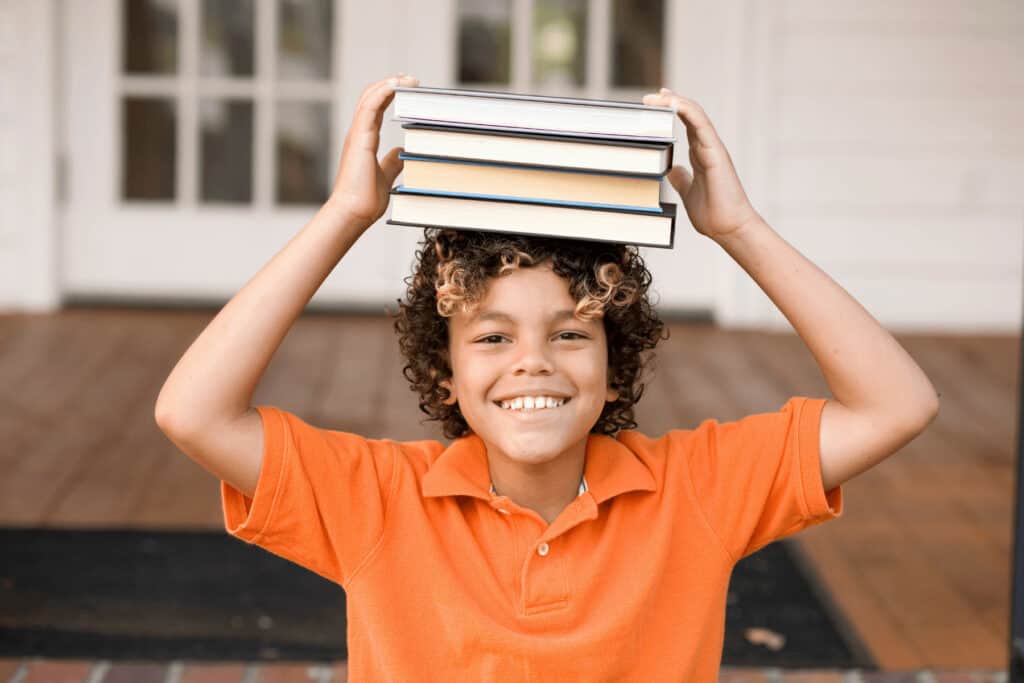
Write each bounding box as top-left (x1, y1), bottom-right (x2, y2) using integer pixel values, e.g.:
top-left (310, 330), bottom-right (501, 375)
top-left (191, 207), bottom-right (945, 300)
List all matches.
top-left (469, 309), bottom-right (580, 325)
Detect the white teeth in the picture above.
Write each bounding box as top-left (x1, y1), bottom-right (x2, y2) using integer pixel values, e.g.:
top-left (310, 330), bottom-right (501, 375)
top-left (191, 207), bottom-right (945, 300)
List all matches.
top-left (498, 396), bottom-right (567, 411)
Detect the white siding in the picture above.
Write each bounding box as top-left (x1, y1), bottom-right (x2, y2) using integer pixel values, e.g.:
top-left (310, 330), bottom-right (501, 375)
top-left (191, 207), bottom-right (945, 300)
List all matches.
top-left (720, 0), bottom-right (1024, 331)
top-left (0, 0), bottom-right (59, 311)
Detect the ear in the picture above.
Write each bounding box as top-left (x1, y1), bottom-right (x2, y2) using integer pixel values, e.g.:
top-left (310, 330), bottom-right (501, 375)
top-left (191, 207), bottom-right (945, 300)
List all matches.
top-left (440, 378), bottom-right (458, 406)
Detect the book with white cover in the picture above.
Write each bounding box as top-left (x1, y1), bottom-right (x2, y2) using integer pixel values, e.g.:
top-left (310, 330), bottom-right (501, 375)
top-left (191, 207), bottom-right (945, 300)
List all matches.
top-left (399, 153), bottom-right (662, 209)
top-left (393, 86), bottom-right (676, 141)
top-left (401, 123), bottom-right (673, 176)
top-left (387, 187), bottom-right (676, 249)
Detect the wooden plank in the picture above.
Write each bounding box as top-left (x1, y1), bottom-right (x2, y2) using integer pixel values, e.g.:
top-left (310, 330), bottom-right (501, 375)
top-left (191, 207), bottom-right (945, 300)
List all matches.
top-left (0, 311), bottom-right (1015, 670)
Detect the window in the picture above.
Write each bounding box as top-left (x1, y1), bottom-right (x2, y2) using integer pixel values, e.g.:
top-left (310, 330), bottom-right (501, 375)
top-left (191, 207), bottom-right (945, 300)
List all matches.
top-left (456, 0), bottom-right (664, 92)
top-left (612, 0), bottom-right (663, 88)
top-left (458, 0), bottom-right (512, 85)
top-left (119, 0), bottom-right (334, 206)
top-left (533, 0), bottom-right (587, 88)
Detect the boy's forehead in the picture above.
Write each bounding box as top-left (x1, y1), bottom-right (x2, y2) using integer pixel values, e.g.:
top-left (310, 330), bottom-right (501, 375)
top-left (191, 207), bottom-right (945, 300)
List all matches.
top-left (450, 263), bottom-right (600, 327)
top-left (467, 307), bottom-right (582, 324)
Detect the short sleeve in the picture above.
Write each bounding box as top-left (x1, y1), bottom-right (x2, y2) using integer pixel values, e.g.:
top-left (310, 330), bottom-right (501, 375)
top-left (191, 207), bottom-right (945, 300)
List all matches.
top-left (680, 396), bottom-right (843, 562)
top-left (221, 405), bottom-right (398, 586)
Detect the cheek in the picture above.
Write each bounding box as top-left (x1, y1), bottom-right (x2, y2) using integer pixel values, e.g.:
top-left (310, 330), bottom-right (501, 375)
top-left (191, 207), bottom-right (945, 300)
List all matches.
top-left (568, 353), bottom-right (611, 395)
top-left (449, 354), bottom-right (489, 396)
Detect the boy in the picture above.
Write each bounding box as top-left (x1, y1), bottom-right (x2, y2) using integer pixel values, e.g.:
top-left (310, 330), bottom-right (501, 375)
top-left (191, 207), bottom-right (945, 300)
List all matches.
top-left (155, 74), bottom-right (939, 681)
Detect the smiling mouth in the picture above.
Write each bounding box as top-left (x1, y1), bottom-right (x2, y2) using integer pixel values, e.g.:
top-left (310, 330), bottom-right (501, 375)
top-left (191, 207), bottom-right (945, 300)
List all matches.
top-left (493, 397), bottom-right (571, 412)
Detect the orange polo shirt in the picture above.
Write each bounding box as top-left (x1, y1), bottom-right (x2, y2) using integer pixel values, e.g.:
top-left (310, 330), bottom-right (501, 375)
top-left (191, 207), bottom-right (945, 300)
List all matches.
top-left (222, 396), bottom-right (842, 681)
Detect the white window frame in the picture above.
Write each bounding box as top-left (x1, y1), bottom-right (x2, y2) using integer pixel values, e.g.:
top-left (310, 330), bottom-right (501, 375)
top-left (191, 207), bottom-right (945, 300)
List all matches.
top-left (117, 0), bottom-right (339, 210)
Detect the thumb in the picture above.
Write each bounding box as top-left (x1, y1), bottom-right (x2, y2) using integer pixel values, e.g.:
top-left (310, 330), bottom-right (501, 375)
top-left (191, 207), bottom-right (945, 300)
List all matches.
top-left (667, 165), bottom-right (692, 197)
top-left (380, 146), bottom-right (404, 187)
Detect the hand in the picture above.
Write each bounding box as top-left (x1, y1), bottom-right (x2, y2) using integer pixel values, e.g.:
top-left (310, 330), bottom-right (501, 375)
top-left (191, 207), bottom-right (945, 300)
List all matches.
top-left (642, 88), bottom-right (761, 240)
top-left (328, 73), bottom-right (419, 229)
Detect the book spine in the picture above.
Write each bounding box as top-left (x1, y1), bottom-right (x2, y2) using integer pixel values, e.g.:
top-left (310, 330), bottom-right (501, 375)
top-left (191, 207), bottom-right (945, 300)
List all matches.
top-left (394, 116), bottom-right (673, 143)
top-left (401, 122), bottom-right (673, 150)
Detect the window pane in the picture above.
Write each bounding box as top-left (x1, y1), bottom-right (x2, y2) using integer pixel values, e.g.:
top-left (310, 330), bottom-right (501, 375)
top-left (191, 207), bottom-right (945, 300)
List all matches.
top-left (458, 0), bottom-right (511, 84)
top-left (200, 99), bottom-right (253, 203)
top-left (532, 0), bottom-right (587, 88)
top-left (201, 0), bottom-right (255, 77)
top-left (277, 0), bottom-right (332, 80)
top-left (276, 101), bottom-right (329, 205)
top-left (122, 97), bottom-right (176, 200)
top-left (612, 0), bottom-right (663, 87)
top-left (123, 0), bottom-right (178, 74)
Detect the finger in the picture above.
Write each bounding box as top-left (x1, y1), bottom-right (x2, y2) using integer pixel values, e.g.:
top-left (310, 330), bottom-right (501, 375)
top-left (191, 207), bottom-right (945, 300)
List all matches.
top-left (644, 90), bottom-right (720, 149)
top-left (353, 74), bottom-right (418, 137)
top-left (354, 73), bottom-right (413, 110)
top-left (380, 146), bottom-right (404, 187)
top-left (350, 74), bottom-right (419, 153)
top-left (667, 164), bottom-right (692, 197)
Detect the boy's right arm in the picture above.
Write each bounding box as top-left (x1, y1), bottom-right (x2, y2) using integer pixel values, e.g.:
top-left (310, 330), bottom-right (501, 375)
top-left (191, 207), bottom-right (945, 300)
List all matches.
top-left (154, 74), bottom-right (419, 498)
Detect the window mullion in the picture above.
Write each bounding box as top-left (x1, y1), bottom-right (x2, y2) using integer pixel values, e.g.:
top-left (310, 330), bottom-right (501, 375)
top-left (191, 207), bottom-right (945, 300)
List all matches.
top-left (255, 0), bottom-right (275, 209)
top-left (587, 0), bottom-right (610, 98)
top-left (512, 0), bottom-right (532, 90)
top-left (179, 0), bottom-right (199, 208)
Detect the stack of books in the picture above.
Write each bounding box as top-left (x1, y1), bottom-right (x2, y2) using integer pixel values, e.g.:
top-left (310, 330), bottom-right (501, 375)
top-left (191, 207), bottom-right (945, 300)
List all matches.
top-left (386, 86), bottom-right (678, 248)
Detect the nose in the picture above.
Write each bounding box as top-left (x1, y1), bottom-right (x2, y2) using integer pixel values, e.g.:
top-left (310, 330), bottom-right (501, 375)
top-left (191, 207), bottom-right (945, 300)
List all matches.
top-left (513, 335), bottom-right (554, 375)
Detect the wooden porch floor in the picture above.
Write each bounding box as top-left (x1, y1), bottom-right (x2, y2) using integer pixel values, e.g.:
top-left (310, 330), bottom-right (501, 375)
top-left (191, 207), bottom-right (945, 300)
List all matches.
top-left (0, 307), bottom-right (1017, 670)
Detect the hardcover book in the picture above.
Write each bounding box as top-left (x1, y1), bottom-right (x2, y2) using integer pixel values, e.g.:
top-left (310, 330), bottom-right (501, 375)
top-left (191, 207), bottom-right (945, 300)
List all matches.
top-left (393, 86), bottom-right (676, 141)
top-left (387, 187), bottom-right (676, 249)
top-left (401, 123), bottom-right (674, 176)
top-left (399, 153), bottom-right (663, 210)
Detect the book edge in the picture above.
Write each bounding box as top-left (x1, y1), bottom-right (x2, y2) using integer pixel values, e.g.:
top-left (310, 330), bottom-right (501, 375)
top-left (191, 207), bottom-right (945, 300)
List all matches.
top-left (385, 218), bottom-right (674, 249)
top-left (393, 85), bottom-right (676, 113)
top-left (392, 186), bottom-right (675, 216)
top-left (398, 152), bottom-right (667, 179)
top-left (400, 122), bottom-right (674, 150)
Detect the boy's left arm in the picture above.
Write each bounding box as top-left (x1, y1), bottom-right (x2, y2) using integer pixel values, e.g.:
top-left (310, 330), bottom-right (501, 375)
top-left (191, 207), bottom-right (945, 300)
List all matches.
top-left (644, 89), bottom-right (940, 492)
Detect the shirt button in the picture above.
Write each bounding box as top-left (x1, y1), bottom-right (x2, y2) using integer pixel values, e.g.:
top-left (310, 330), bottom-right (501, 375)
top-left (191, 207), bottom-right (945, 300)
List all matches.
top-left (537, 542), bottom-right (550, 557)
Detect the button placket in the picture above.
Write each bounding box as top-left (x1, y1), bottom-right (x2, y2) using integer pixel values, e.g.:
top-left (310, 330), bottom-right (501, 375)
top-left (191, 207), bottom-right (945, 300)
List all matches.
top-left (520, 538), bottom-right (570, 613)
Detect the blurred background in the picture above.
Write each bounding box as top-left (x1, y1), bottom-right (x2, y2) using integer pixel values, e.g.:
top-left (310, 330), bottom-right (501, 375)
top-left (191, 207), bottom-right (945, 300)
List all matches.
top-left (0, 0), bottom-right (1021, 679)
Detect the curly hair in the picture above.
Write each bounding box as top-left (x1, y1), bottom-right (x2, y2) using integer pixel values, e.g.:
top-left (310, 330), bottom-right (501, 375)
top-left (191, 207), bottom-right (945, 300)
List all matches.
top-left (393, 228), bottom-right (667, 439)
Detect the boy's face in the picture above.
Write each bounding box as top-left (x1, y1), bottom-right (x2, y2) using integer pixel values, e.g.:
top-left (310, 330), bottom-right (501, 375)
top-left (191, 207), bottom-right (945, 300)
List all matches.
top-left (442, 263), bottom-right (618, 468)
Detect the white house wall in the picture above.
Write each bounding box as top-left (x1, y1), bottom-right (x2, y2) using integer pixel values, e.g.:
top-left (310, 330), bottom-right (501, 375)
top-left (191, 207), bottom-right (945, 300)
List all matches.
top-left (0, 0), bottom-right (59, 312)
top-left (719, 0), bottom-right (1024, 331)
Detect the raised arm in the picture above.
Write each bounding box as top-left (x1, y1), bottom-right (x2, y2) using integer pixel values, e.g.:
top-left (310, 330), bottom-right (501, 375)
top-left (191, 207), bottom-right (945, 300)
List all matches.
top-left (155, 74), bottom-right (419, 497)
top-left (643, 88), bottom-right (939, 492)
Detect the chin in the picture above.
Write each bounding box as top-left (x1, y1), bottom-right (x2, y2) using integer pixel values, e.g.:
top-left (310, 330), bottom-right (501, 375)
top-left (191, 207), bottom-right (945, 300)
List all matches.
top-left (494, 433), bottom-right (578, 465)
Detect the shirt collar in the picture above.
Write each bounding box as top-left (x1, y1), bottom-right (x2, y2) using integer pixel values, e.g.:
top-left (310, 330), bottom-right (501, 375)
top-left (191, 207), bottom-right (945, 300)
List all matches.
top-left (421, 432), bottom-right (657, 504)
top-left (489, 477), bottom-right (587, 497)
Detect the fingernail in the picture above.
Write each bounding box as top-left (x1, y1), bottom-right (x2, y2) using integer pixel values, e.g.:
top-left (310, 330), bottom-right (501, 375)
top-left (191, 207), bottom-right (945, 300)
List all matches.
top-left (388, 77), bottom-right (399, 86)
